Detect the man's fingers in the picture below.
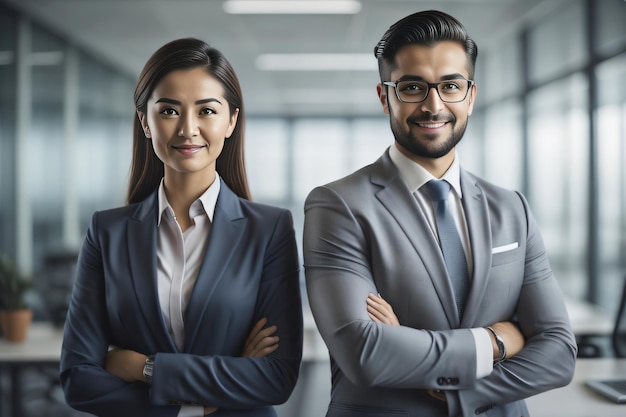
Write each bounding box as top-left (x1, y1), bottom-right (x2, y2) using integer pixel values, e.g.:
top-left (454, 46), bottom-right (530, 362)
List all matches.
top-left (367, 295), bottom-right (392, 315)
top-left (368, 311), bottom-right (386, 324)
top-left (367, 293), bottom-right (399, 325)
top-left (371, 293), bottom-right (393, 309)
top-left (368, 306), bottom-right (392, 324)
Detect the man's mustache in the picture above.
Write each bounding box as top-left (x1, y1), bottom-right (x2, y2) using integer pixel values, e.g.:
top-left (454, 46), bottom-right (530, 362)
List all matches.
top-left (408, 114), bottom-right (455, 123)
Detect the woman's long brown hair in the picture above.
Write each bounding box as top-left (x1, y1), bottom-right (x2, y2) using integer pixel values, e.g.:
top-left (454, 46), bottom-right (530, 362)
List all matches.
top-left (126, 38), bottom-right (250, 204)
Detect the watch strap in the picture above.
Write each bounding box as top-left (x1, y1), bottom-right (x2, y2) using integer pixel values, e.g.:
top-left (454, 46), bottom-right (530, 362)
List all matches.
top-left (485, 327), bottom-right (506, 363)
top-left (143, 354), bottom-right (155, 383)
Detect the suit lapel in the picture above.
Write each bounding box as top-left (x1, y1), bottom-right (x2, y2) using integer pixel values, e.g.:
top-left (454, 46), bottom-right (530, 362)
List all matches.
top-left (183, 181), bottom-right (247, 350)
top-left (459, 170), bottom-right (492, 327)
top-left (127, 192), bottom-right (177, 351)
top-left (372, 152), bottom-right (460, 328)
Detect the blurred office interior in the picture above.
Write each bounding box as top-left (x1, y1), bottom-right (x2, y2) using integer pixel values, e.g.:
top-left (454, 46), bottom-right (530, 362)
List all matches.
top-left (0, 0), bottom-right (625, 416)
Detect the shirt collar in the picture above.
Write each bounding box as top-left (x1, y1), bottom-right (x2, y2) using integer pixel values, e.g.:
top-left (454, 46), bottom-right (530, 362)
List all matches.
top-left (388, 143), bottom-right (463, 198)
top-left (157, 174), bottom-right (221, 226)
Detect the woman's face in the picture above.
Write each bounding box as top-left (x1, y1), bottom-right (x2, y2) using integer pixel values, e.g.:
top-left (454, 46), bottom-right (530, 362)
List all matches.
top-left (138, 67), bottom-right (239, 181)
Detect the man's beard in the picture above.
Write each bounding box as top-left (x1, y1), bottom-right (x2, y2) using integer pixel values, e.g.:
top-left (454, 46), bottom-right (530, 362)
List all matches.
top-left (390, 110), bottom-right (468, 159)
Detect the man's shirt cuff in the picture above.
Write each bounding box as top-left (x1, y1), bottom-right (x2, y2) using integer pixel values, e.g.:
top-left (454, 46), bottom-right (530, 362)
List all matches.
top-left (471, 327), bottom-right (494, 378)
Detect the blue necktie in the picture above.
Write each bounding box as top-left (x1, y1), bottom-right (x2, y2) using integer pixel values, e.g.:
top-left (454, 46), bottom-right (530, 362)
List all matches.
top-left (424, 180), bottom-right (470, 319)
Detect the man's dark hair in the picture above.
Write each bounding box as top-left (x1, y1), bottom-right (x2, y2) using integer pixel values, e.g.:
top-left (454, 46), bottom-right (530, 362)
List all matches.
top-left (374, 10), bottom-right (478, 81)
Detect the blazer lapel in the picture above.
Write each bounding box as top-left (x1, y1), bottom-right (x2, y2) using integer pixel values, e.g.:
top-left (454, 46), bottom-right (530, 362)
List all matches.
top-left (126, 192), bottom-right (177, 351)
top-left (372, 152), bottom-right (460, 328)
top-left (459, 169), bottom-right (492, 327)
top-left (183, 181), bottom-right (248, 350)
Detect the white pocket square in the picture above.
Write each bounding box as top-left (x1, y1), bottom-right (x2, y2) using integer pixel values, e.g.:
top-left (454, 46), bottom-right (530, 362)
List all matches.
top-left (492, 242), bottom-right (519, 254)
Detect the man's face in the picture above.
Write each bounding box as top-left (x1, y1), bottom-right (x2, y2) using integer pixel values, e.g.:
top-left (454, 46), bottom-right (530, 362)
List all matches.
top-left (377, 41), bottom-right (476, 161)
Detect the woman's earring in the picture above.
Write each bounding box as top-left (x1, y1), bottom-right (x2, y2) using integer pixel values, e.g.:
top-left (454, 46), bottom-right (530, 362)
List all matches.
top-left (145, 127), bottom-right (151, 138)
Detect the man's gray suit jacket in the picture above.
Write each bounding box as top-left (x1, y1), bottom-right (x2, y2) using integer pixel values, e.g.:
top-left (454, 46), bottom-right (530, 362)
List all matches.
top-left (303, 149), bottom-right (577, 417)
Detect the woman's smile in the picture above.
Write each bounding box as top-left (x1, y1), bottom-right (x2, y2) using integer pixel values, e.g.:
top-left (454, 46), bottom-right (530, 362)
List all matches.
top-left (172, 143), bottom-right (207, 156)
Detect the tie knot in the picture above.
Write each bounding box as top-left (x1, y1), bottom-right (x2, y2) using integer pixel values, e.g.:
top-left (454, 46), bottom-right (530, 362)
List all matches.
top-left (424, 180), bottom-right (451, 202)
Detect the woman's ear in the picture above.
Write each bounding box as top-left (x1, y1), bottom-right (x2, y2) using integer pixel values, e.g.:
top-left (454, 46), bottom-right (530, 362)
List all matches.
top-left (137, 111), bottom-right (150, 138)
top-left (137, 110), bottom-right (146, 126)
top-left (226, 108), bottom-right (240, 138)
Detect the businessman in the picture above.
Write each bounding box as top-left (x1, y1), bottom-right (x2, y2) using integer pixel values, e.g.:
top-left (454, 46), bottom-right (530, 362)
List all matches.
top-left (303, 10), bottom-right (577, 417)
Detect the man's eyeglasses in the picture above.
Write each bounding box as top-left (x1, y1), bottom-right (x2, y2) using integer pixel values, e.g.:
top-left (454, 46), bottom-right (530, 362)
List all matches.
top-left (383, 79), bottom-right (474, 103)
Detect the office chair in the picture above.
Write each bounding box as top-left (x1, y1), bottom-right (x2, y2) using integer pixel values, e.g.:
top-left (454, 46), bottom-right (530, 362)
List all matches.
top-left (612, 274), bottom-right (626, 358)
top-left (42, 250), bottom-right (78, 327)
top-left (18, 251), bottom-right (79, 416)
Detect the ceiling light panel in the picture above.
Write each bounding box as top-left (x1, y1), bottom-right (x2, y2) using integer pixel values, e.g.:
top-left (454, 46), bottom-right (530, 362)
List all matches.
top-left (256, 53), bottom-right (376, 71)
top-left (223, 0), bottom-right (362, 15)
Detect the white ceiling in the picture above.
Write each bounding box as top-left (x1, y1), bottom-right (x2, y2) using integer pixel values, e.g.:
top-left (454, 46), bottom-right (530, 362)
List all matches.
top-left (4, 0), bottom-right (560, 116)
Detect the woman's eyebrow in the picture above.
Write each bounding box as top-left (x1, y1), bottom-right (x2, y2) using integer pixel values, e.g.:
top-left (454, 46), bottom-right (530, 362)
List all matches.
top-left (154, 97), bottom-right (223, 105)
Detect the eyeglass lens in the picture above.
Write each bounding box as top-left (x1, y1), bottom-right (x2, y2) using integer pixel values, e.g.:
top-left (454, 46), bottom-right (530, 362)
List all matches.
top-left (395, 80), bottom-right (471, 103)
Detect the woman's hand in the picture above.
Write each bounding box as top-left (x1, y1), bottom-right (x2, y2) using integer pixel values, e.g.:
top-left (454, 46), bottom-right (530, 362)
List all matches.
top-left (367, 293), bottom-right (399, 326)
top-left (201, 319), bottom-right (279, 414)
top-left (242, 317), bottom-right (279, 357)
top-left (204, 318), bottom-right (278, 416)
top-left (106, 318), bottom-right (278, 414)
top-left (105, 348), bottom-right (147, 382)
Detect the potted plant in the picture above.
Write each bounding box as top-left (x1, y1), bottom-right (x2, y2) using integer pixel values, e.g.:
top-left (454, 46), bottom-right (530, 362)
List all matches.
top-left (0, 253), bottom-right (33, 342)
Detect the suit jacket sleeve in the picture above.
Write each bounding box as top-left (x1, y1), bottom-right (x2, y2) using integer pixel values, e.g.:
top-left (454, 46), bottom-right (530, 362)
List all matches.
top-left (456, 192), bottom-right (576, 415)
top-left (303, 185), bottom-right (478, 390)
top-left (60, 212), bottom-right (180, 417)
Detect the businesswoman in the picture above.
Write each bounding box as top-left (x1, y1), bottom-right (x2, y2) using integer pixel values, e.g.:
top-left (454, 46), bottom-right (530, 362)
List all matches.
top-left (60, 38), bottom-right (303, 417)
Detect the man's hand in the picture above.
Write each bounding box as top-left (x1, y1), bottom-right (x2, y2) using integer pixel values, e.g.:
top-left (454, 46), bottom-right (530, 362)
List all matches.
top-left (367, 293), bottom-right (399, 325)
top-left (489, 321), bottom-right (525, 360)
top-left (105, 348), bottom-right (147, 382)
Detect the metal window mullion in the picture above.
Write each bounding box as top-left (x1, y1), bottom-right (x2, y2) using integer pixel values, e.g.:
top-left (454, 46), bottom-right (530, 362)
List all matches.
top-left (63, 46), bottom-right (80, 249)
top-left (15, 17), bottom-right (32, 275)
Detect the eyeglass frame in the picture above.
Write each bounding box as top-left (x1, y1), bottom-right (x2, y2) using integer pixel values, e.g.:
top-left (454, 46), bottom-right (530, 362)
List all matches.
top-left (382, 78), bottom-right (475, 103)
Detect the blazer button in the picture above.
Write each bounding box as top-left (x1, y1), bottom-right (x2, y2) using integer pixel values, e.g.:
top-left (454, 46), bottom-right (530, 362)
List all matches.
top-left (474, 404), bottom-right (494, 414)
top-left (437, 376), bottom-right (460, 386)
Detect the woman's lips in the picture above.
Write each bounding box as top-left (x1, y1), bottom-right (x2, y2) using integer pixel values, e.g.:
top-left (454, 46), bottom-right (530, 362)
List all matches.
top-left (173, 144), bottom-right (206, 156)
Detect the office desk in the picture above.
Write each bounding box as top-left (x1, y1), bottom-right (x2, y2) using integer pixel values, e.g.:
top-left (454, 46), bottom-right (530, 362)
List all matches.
top-left (526, 358), bottom-right (626, 417)
top-left (0, 322), bottom-right (63, 417)
top-left (565, 297), bottom-right (615, 357)
top-left (566, 297), bottom-right (614, 337)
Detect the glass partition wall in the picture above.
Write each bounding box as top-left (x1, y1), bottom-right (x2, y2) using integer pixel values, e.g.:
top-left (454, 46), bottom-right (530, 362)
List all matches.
top-left (0, 0), bottom-right (625, 316)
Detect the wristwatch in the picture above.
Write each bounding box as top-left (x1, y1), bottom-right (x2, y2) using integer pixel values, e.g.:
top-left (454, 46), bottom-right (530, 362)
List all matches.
top-left (486, 327), bottom-right (506, 363)
top-left (143, 354), bottom-right (155, 383)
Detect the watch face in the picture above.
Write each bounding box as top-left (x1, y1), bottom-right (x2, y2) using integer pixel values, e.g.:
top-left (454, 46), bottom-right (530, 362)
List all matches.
top-left (143, 356), bottom-right (155, 382)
